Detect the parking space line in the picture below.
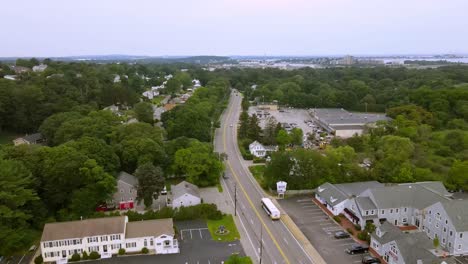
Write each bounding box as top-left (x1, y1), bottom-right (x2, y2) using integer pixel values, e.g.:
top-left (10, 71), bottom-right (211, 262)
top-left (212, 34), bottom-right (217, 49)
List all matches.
top-left (319, 222), bottom-right (335, 226)
top-left (199, 229), bottom-right (203, 238)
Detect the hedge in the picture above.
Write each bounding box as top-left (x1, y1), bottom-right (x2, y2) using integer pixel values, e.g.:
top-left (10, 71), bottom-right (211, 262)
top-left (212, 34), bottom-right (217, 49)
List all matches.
top-left (118, 248), bottom-right (126, 255)
top-left (126, 203), bottom-right (223, 222)
top-left (141, 247), bottom-right (149, 254)
top-left (70, 253), bottom-right (80, 262)
top-left (89, 251), bottom-right (100, 260)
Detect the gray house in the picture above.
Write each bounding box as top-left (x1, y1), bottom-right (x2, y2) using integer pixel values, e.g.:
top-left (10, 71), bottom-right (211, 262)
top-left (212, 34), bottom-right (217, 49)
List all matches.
top-left (112, 172), bottom-right (138, 210)
top-left (371, 221), bottom-right (442, 264)
top-left (422, 200), bottom-right (468, 255)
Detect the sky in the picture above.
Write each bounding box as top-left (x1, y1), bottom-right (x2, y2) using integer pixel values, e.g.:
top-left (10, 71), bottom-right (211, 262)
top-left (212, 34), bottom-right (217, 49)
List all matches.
top-left (2, 0), bottom-right (468, 57)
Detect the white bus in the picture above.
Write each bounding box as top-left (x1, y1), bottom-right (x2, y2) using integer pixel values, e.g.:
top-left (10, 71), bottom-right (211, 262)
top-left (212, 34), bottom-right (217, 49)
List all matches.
top-left (261, 198), bottom-right (281, 220)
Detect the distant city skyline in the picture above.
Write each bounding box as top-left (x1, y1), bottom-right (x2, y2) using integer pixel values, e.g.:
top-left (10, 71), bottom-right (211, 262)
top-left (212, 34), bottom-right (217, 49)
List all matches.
top-left (2, 0), bottom-right (468, 57)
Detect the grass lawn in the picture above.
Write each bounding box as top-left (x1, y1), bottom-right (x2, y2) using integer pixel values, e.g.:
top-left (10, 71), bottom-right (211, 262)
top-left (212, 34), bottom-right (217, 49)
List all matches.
top-left (151, 95), bottom-right (166, 106)
top-left (225, 254), bottom-right (253, 264)
top-left (207, 214), bottom-right (240, 242)
top-left (249, 165), bottom-right (266, 189)
top-left (0, 131), bottom-right (19, 145)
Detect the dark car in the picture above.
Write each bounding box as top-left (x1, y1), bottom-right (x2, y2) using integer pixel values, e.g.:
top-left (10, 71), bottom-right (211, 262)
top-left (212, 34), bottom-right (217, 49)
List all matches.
top-left (362, 255), bottom-right (381, 264)
top-left (346, 244), bottom-right (369, 255)
top-left (334, 231), bottom-right (350, 239)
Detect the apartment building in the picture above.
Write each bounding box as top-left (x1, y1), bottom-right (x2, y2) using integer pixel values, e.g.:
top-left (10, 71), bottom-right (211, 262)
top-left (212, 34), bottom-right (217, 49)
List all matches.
top-left (40, 216), bottom-right (178, 263)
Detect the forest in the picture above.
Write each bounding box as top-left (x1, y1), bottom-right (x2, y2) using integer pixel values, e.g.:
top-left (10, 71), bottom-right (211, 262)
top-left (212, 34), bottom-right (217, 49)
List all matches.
top-left (0, 59), bottom-right (227, 256)
top-left (222, 66), bottom-right (468, 192)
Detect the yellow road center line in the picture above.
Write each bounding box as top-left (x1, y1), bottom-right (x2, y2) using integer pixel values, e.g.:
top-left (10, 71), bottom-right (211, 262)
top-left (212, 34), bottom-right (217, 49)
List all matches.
top-left (222, 97), bottom-right (291, 264)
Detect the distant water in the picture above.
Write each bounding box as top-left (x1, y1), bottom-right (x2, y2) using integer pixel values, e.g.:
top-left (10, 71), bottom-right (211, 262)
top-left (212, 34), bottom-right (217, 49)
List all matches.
top-left (382, 57), bottom-right (468, 64)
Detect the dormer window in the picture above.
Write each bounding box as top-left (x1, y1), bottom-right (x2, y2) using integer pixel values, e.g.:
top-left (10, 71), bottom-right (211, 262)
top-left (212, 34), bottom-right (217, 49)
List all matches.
top-left (330, 196), bottom-right (337, 203)
top-left (318, 187), bottom-right (324, 192)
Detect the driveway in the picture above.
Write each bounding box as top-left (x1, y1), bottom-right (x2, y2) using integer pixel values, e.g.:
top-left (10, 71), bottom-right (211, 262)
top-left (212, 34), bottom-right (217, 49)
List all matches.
top-left (199, 187), bottom-right (234, 214)
top-left (278, 195), bottom-right (367, 264)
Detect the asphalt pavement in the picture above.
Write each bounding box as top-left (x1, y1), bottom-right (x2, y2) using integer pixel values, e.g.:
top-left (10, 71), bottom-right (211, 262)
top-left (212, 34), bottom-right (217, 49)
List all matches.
top-left (214, 91), bottom-right (319, 264)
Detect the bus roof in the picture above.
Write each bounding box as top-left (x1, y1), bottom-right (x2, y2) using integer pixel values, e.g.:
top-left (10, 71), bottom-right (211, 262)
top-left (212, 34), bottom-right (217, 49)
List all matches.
top-left (261, 198), bottom-right (280, 213)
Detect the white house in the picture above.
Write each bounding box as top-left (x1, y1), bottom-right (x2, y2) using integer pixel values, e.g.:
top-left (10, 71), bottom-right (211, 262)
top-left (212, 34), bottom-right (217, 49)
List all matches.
top-left (248, 141), bottom-right (268, 157)
top-left (13, 133), bottom-right (45, 146)
top-left (167, 181), bottom-right (201, 209)
top-left (3, 75), bottom-right (17, 81)
top-left (124, 219), bottom-right (178, 254)
top-left (142, 90), bottom-right (155, 100)
top-left (40, 216), bottom-right (178, 263)
top-left (33, 64), bottom-right (48, 72)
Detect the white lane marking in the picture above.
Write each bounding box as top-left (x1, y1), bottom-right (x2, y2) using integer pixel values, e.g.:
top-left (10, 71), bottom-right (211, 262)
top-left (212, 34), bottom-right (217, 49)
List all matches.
top-left (190, 230), bottom-right (193, 239)
top-left (319, 222), bottom-right (335, 226)
top-left (199, 229), bottom-right (203, 239)
top-left (17, 254), bottom-right (26, 264)
top-left (297, 199), bottom-right (312, 202)
top-left (222, 177), bottom-right (259, 259)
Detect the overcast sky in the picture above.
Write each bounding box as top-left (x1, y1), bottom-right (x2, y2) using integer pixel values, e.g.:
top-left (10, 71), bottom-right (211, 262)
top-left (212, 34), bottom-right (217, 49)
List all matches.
top-left (2, 0), bottom-right (468, 57)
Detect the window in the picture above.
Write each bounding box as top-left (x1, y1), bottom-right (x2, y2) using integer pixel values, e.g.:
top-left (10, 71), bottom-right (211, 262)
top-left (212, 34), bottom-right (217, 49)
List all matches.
top-left (120, 189), bottom-right (123, 193)
top-left (443, 227), bottom-right (447, 232)
top-left (429, 210), bottom-right (432, 215)
top-left (164, 240), bottom-right (171, 247)
top-left (450, 231), bottom-right (453, 236)
top-left (436, 213), bottom-right (441, 220)
top-left (458, 244), bottom-right (462, 250)
top-left (126, 242), bottom-right (136, 248)
top-left (101, 236), bottom-right (108, 242)
top-left (427, 228), bottom-right (431, 234)
top-left (436, 223), bottom-right (439, 228)
top-left (404, 208), bottom-right (407, 213)
top-left (429, 218), bottom-right (432, 223)
top-left (150, 239), bottom-right (154, 246)
top-left (365, 210), bottom-right (369, 216)
top-left (446, 220), bottom-right (448, 224)
top-left (381, 210), bottom-right (385, 215)
top-left (390, 209), bottom-right (393, 214)
top-left (396, 208), bottom-right (399, 213)
top-left (442, 238), bottom-right (446, 244)
top-left (88, 237), bottom-right (98, 243)
top-left (144, 239), bottom-right (147, 247)
top-left (460, 233), bottom-right (463, 239)
top-left (449, 242), bottom-right (452, 248)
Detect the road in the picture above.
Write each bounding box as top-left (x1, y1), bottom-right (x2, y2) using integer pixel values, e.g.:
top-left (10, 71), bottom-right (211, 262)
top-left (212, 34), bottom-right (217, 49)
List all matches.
top-left (214, 90), bottom-right (315, 264)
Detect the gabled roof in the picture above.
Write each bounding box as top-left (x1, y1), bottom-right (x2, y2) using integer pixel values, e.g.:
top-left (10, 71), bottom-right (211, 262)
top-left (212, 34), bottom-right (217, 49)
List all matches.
top-left (172, 181), bottom-right (200, 200)
top-left (22, 133), bottom-right (43, 143)
top-left (249, 140), bottom-right (264, 148)
top-left (118, 171), bottom-right (138, 187)
top-left (41, 216), bottom-right (126, 242)
top-left (368, 182), bottom-right (451, 209)
top-left (316, 182), bottom-right (348, 206)
top-left (371, 221), bottom-right (403, 244)
top-left (355, 196), bottom-right (377, 211)
top-left (334, 181), bottom-right (383, 197)
top-left (395, 232), bottom-right (436, 264)
top-left (440, 200), bottom-right (468, 231)
top-left (125, 218), bottom-right (174, 239)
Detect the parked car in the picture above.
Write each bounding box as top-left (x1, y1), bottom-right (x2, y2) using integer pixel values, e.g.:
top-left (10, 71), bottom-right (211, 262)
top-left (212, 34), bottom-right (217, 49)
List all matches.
top-left (346, 244), bottom-right (369, 255)
top-left (362, 255), bottom-right (381, 264)
top-left (160, 186), bottom-right (168, 195)
top-left (29, 245), bottom-right (37, 252)
top-left (334, 231), bottom-right (350, 239)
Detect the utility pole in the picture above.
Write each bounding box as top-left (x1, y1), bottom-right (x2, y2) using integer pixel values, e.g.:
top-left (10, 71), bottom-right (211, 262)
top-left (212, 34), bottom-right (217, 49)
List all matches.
top-left (259, 224), bottom-right (263, 264)
top-left (234, 183), bottom-right (237, 217)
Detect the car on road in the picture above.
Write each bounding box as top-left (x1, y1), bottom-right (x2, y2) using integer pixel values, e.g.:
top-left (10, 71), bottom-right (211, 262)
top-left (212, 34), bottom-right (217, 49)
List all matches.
top-left (361, 255), bottom-right (381, 264)
top-left (230, 124), bottom-right (233, 127)
top-left (334, 231), bottom-right (350, 239)
top-left (346, 244), bottom-right (369, 255)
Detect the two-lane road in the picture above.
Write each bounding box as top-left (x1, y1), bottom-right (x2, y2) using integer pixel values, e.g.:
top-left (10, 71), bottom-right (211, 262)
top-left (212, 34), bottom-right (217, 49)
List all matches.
top-left (214, 91), bottom-right (315, 264)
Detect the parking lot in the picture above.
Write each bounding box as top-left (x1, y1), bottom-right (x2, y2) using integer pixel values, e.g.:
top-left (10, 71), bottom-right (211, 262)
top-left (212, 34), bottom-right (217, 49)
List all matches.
top-left (278, 195), bottom-right (368, 264)
top-left (91, 220), bottom-right (245, 264)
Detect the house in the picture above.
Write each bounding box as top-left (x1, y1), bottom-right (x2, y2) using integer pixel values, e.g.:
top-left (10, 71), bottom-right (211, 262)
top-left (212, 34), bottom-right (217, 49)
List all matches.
top-left (371, 222), bottom-right (443, 264)
top-left (164, 74), bottom-right (173, 80)
top-left (142, 90), bottom-right (155, 100)
top-left (315, 181), bottom-right (383, 216)
top-left (421, 200), bottom-right (468, 255)
top-left (192, 79), bottom-right (201, 89)
top-left (3, 75), bottom-right (17, 81)
top-left (125, 219), bottom-right (178, 254)
top-left (13, 133), bottom-right (45, 146)
top-left (167, 181), bottom-right (201, 209)
top-left (112, 172), bottom-right (138, 210)
top-left (40, 216), bottom-right (178, 263)
top-left (249, 141), bottom-right (266, 157)
top-left (33, 64), bottom-right (48, 72)
top-left (113, 75), bottom-right (121, 83)
top-left (11, 66), bottom-right (30, 74)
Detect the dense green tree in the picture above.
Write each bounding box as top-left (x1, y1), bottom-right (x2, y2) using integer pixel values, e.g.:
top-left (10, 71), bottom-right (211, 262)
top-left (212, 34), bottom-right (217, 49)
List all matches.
top-left (238, 111), bottom-right (250, 139)
top-left (134, 102), bottom-right (154, 124)
top-left (447, 160), bottom-right (468, 191)
top-left (172, 141), bottom-right (224, 186)
top-left (247, 114), bottom-right (261, 141)
top-left (276, 129), bottom-right (290, 150)
top-left (134, 163), bottom-right (165, 207)
top-left (290, 128), bottom-right (303, 146)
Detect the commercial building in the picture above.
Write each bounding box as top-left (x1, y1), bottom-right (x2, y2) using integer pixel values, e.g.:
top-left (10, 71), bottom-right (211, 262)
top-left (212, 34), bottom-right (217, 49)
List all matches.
top-left (310, 108), bottom-right (389, 138)
top-left (40, 216), bottom-right (178, 263)
top-left (315, 181), bottom-right (468, 257)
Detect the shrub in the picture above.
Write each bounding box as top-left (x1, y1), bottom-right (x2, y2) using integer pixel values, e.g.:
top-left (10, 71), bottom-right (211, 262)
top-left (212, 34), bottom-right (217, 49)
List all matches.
top-left (253, 157), bottom-right (265, 163)
top-left (34, 256), bottom-right (43, 264)
top-left (354, 224), bottom-right (362, 231)
top-left (82, 251), bottom-right (89, 260)
top-left (333, 216), bottom-right (342, 223)
top-left (89, 251), bottom-right (100, 260)
top-left (357, 231), bottom-right (370, 243)
top-left (118, 248), bottom-right (126, 255)
top-left (346, 228), bottom-right (354, 235)
top-left (141, 247), bottom-right (149, 254)
top-left (70, 253), bottom-right (81, 262)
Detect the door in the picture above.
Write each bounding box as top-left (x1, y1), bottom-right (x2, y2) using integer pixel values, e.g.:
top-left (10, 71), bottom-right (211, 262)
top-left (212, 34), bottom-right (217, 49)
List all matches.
top-left (62, 250), bottom-right (66, 258)
top-left (103, 245), bottom-right (108, 253)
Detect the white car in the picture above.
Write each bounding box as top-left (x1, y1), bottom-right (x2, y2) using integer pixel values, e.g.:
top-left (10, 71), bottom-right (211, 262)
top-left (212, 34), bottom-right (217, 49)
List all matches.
top-left (230, 124), bottom-right (233, 127)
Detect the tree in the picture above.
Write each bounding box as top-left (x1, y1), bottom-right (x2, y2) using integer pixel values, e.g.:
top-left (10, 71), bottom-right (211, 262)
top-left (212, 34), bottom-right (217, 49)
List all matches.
top-left (39, 111), bottom-right (83, 145)
top-left (172, 141), bottom-right (224, 186)
top-left (165, 78), bottom-right (182, 94)
top-left (238, 111), bottom-right (250, 139)
top-left (276, 129), bottom-right (290, 150)
top-left (262, 117), bottom-right (278, 145)
top-left (134, 102), bottom-right (154, 124)
top-left (290, 128), bottom-right (303, 146)
top-left (247, 114), bottom-right (261, 141)
top-left (0, 159), bottom-right (39, 256)
top-left (134, 163), bottom-right (165, 207)
top-left (447, 160), bottom-right (468, 191)
top-left (116, 137), bottom-right (166, 173)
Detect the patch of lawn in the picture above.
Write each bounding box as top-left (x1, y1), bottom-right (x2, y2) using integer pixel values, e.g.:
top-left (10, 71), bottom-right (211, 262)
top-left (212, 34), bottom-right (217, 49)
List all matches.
top-left (151, 95), bottom-right (166, 106)
top-left (207, 214), bottom-right (240, 242)
top-left (217, 182), bottom-right (223, 193)
top-left (225, 254), bottom-right (253, 264)
top-left (249, 165), bottom-right (266, 189)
